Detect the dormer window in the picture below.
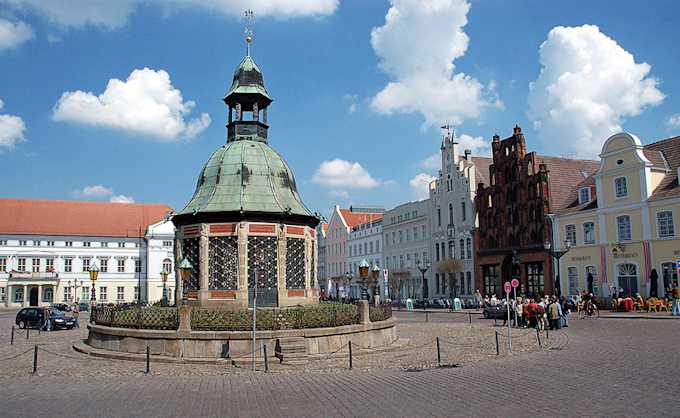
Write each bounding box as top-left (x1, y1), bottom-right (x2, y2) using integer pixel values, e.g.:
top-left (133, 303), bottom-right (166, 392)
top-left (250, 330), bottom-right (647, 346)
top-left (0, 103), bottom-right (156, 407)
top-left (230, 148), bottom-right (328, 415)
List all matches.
top-left (578, 187), bottom-right (591, 204)
top-left (614, 177), bottom-right (628, 198)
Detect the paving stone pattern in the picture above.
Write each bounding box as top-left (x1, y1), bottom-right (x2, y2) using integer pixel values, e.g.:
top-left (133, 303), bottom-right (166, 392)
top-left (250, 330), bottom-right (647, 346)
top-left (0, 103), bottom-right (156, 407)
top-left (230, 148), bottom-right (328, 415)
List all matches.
top-left (0, 310), bottom-right (677, 417)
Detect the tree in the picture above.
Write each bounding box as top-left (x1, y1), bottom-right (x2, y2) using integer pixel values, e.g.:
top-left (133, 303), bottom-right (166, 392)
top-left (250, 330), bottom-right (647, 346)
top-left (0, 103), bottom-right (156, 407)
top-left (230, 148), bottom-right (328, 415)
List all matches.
top-left (389, 269), bottom-right (410, 310)
top-left (437, 259), bottom-right (464, 300)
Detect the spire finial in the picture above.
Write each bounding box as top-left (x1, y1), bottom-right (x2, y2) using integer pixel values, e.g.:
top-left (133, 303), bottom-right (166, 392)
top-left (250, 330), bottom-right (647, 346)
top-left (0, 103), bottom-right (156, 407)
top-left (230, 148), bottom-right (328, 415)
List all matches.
top-left (244, 9), bottom-right (254, 57)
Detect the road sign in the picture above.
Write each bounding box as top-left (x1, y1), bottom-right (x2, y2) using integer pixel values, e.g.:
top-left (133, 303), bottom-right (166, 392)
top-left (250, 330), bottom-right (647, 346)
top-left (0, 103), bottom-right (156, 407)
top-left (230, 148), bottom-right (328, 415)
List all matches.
top-left (511, 278), bottom-right (519, 288)
top-left (504, 281), bottom-right (511, 294)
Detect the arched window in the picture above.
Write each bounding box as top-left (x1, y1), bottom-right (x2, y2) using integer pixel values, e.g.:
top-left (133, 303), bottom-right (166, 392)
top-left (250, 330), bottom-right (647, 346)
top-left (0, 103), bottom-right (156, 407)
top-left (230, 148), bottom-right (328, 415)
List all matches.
top-left (617, 263), bottom-right (638, 297)
top-left (448, 203), bottom-right (454, 225)
top-left (459, 239), bottom-right (465, 259)
top-left (162, 258), bottom-right (172, 273)
top-left (466, 237), bottom-right (472, 259)
top-left (460, 201), bottom-right (466, 222)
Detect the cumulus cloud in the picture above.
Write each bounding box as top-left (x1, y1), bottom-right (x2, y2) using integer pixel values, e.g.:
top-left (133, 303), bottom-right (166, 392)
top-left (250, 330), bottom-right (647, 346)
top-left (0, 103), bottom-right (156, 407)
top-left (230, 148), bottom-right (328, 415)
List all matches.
top-left (528, 25), bottom-right (664, 158)
top-left (409, 173), bottom-right (436, 200)
top-left (370, 0), bottom-right (500, 128)
top-left (666, 114), bottom-right (680, 129)
top-left (457, 133), bottom-right (490, 156)
top-left (73, 184), bottom-right (135, 203)
top-left (0, 18), bottom-right (33, 49)
top-left (80, 185), bottom-right (114, 197)
top-left (328, 190), bottom-right (349, 200)
top-left (110, 194), bottom-right (135, 203)
top-left (419, 153), bottom-right (440, 171)
top-left (312, 159), bottom-right (379, 189)
top-left (0, 0), bottom-right (338, 29)
top-left (343, 94), bottom-right (359, 114)
top-left (52, 67), bottom-right (210, 140)
top-left (0, 99), bottom-right (26, 150)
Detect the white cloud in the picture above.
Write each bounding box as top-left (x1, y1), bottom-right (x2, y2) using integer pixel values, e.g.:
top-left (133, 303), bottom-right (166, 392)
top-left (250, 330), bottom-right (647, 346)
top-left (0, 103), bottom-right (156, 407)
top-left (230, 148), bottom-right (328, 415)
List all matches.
top-left (528, 25), bottom-right (664, 158)
top-left (370, 0), bottom-right (500, 128)
top-left (348, 103), bottom-right (358, 114)
top-left (328, 190), bottom-right (349, 199)
top-left (80, 185), bottom-right (114, 198)
top-left (409, 173), bottom-right (435, 200)
top-left (52, 67), bottom-right (210, 140)
top-left (1, 0), bottom-right (338, 29)
top-left (666, 114), bottom-right (680, 128)
top-left (457, 133), bottom-right (490, 157)
top-left (110, 194), bottom-right (135, 203)
top-left (0, 99), bottom-right (26, 150)
top-left (419, 153), bottom-right (440, 171)
top-left (312, 159), bottom-right (379, 189)
top-left (0, 18), bottom-right (33, 49)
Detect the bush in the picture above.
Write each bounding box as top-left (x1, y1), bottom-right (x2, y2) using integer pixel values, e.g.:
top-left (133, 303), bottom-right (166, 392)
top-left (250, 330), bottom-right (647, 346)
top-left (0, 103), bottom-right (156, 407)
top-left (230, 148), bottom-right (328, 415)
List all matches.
top-left (369, 303), bottom-right (392, 322)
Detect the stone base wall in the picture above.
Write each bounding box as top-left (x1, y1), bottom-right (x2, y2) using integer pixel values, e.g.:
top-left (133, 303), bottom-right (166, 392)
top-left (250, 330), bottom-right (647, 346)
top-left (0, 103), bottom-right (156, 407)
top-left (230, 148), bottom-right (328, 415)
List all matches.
top-left (86, 317), bottom-right (397, 359)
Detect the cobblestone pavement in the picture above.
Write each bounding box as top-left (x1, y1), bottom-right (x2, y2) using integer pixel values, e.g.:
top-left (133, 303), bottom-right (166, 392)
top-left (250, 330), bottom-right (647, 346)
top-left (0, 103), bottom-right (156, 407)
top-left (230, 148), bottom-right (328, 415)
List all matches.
top-left (0, 310), bottom-right (677, 417)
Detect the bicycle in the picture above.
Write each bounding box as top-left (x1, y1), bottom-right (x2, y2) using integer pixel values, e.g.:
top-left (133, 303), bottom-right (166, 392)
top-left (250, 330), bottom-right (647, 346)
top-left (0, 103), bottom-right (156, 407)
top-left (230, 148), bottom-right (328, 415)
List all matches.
top-left (579, 302), bottom-right (599, 319)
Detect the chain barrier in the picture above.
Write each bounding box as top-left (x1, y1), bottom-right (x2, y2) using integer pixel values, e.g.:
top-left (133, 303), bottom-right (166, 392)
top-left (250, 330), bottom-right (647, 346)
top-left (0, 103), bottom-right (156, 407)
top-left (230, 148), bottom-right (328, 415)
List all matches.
top-left (0, 347), bottom-right (34, 362)
top-left (37, 346), bottom-right (112, 362)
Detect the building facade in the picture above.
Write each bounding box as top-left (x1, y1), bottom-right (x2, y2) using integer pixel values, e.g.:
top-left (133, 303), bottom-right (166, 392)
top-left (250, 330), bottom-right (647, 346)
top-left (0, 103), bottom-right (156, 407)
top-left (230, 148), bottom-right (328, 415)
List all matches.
top-left (429, 129), bottom-right (491, 301)
top-left (0, 199), bottom-right (175, 308)
top-left (554, 133), bottom-right (680, 299)
top-left (316, 222), bottom-right (328, 293)
top-left (347, 218), bottom-right (383, 299)
top-left (474, 126), bottom-right (599, 298)
top-left (382, 200), bottom-right (430, 301)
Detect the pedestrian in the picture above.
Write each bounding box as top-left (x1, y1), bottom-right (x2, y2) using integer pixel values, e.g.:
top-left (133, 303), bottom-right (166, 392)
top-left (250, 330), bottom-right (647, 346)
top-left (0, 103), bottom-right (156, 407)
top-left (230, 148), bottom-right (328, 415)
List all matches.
top-left (672, 282), bottom-right (680, 316)
top-left (548, 298), bottom-right (560, 330)
top-left (43, 306), bottom-right (52, 332)
top-left (515, 297), bottom-right (524, 327)
top-left (73, 303), bottom-right (80, 328)
top-left (475, 289), bottom-right (483, 309)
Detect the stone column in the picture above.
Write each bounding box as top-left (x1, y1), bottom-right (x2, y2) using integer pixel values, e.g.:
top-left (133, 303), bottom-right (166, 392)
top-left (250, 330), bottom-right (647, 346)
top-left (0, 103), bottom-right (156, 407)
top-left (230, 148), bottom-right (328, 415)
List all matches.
top-left (198, 224), bottom-right (210, 304)
top-left (358, 300), bottom-right (370, 325)
top-left (277, 224), bottom-right (287, 305)
top-left (174, 231), bottom-right (183, 303)
top-left (37, 285), bottom-right (42, 306)
top-left (237, 222), bottom-right (249, 307)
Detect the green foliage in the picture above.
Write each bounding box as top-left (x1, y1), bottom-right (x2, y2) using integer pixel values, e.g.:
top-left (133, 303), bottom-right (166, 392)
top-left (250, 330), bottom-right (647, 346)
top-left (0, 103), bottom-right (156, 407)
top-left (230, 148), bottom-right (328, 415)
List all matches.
top-left (369, 303), bottom-right (393, 322)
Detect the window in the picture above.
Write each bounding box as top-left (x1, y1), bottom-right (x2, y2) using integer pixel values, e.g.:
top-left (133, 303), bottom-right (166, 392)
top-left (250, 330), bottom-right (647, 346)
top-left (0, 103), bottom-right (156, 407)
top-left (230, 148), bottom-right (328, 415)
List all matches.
top-left (117, 286), bottom-right (125, 301)
top-left (526, 262), bottom-right (544, 297)
top-left (135, 259), bottom-right (142, 273)
top-left (65, 241), bottom-right (73, 247)
top-left (448, 203), bottom-right (454, 225)
top-left (100, 259), bottom-right (108, 273)
top-left (117, 259), bottom-right (126, 273)
top-left (63, 287), bottom-right (72, 302)
top-left (163, 240), bottom-right (173, 247)
top-left (583, 222), bottom-right (595, 244)
top-left (33, 240), bottom-right (40, 246)
top-left (99, 286), bottom-right (107, 301)
top-left (64, 258), bottom-right (72, 272)
top-left (31, 258), bottom-right (40, 272)
top-left (567, 266), bottom-right (578, 295)
top-left (376, 240), bottom-right (380, 252)
top-left (134, 242), bottom-right (140, 248)
top-left (0, 258), bottom-right (5, 272)
top-left (466, 238), bottom-right (472, 259)
top-left (614, 177), bottom-right (628, 198)
top-left (101, 242), bottom-right (108, 248)
top-left (459, 239), bottom-right (465, 260)
top-left (421, 225), bottom-right (426, 239)
top-left (0, 287), bottom-right (5, 303)
top-left (46, 241), bottom-right (55, 247)
top-left (118, 242), bottom-right (125, 248)
top-left (565, 224), bottom-right (576, 246)
top-left (83, 241), bottom-right (91, 247)
top-left (134, 286), bottom-right (140, 302)
top-left (18, 258), bottom-right (26, 271)
top-left (459, 272), bottom-right (465, 295)
top-left (413, 227), bottom-right (418, 240)
top-left (585, 266), bottom-right (599, 295)
top-left (82, 258), bottom-right (90, 272)
top-left (579, 187), bottom-right (591, 204)
top-left (82, 287), bottom-right (89, 302)
top-left (406, 229), bottom-right (411, 242)
top-left (483, 265), bottom-right (499, 296)
top-left (466, 272), bottom-right (472, 296)
top-left (14, 287), bottom-right (24, 302)
top-left (0, 240), bottom-right (6, 245)
top-left (45, 258), bottom-right (54, 272)
top-left (19, 240), bottom-right (27, 246)
top-left (617, 215), bottom-right (632, 241)
top-left (617, 263), bottom-right (638, 297)
top-left (657, 211), bottom-right (675, 238)
top-left (435, 273), bottom-right (440, 294)
top-left (461, 201), bottom-right (466, 222)
top-left (435, 244), bottom-right (440, 262)
top-left (437, 209), bottom-right (441, 227)
top-left (42, 287), bottom-right (53, 303)
top-left (398, 231), bottom-right (403, 243)
top-left (369, 242), bottom-right (374, 253)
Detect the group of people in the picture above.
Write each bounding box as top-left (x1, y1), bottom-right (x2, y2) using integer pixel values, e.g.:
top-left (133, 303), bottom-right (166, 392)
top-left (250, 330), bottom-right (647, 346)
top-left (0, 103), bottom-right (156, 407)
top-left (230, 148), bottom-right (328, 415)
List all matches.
top-left (501, 295), bottom-right (573, 330)
top-left (39, 303), bottom-right (80, 331)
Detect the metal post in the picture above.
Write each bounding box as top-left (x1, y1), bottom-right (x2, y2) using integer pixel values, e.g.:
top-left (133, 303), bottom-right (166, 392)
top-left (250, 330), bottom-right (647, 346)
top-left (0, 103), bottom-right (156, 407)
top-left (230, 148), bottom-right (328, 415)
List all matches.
top-left (436, 336), bottom-right (441, 367)
top-left (145, 346), bottom-right (150, 374)
top-left (536, 328), bottom-right (542, 348)
top-left (468, 312), bottom-right (472, 324)
top-left (11, 326), bottom-right (14, 345)
top-left (506, 292), bottom-right (512, 353)
top-left (495, 331), bottom-right (499, 355)
top-left (425, 311), bottom-right (429, 322)
top-left (348, 341), bottom-right (353, 370)
top-left (32, 345), bottom-right (38, 374)
top-left (263, 343), bottom-right (269, 373)
top-left (513, 287), bottom-right (518, 327)
top-left (26, 327), bottom-right (29, 340)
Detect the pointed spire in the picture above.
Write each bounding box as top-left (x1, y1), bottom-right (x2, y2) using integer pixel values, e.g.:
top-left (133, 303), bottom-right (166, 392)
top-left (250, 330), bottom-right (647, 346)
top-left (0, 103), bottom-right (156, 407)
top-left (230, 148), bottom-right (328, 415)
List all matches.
top-left (244, 9), bottom-right (254, 57)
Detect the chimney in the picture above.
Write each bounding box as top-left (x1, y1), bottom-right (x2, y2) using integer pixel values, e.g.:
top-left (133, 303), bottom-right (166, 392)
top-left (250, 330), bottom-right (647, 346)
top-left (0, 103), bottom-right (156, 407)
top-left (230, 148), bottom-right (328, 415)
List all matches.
top-left (513, 124), bottom-right (522, 135)
top-left (464, 149), bottom-right (471, 160)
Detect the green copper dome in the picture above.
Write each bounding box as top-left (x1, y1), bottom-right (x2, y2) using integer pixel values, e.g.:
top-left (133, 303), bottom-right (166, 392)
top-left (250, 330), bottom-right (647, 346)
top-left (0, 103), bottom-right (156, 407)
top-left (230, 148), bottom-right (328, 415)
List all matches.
top-left (177, 139), bottom-right (313, 218)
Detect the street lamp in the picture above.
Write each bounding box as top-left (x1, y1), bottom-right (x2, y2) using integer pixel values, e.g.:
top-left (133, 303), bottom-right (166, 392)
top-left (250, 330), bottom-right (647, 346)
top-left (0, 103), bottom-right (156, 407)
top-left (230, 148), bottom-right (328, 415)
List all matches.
top-left (88, 263), bottom-right (99, 314)
top-left (371, 264), bottom-right (380, 302)
top-left (178, 258), bottom-right (193, 305)
top-left (67, 279), bottom-right (82, 303)
top-left (543, 239), bottom-right (571, 297)
top-left (416, 259), bottom-right (431, 300)
top-left (358, 259), bottom-right (370, 301)
top-left (160, 267), bottom-right (169, 307)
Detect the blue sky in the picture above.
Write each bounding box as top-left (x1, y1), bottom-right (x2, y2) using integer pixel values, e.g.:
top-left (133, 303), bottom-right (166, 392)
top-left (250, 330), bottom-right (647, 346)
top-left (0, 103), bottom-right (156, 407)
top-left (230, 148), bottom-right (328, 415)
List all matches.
top-left (1, 0), bottom-right (679, 219)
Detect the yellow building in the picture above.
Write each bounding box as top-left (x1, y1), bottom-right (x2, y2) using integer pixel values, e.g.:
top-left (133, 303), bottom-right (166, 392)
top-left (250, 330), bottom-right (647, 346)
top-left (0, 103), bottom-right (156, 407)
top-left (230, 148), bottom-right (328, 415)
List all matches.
top-left (553, 132), bottom-right (680, 299)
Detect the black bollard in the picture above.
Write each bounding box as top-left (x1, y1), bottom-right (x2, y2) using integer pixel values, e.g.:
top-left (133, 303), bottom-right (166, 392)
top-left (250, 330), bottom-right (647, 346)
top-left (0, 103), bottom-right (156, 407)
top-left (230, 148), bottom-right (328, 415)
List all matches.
top-left (145, 346), bottom-right (150, 374)
top-left (425, 311), bottom-right (429, 322)
top-left (436, 336), bottom-right (441, 367)
top-left (495, 331), bottom-right (499, 355)
top-left (468, 312), bottom-right (472, 324)
top-left (536, 328), bottom-right (542, 348)
top-left (11, 326), bottom-right (14, 345)
top-left (26, 327), bottom-right (29, 340)
top-left (348, 341), bottom-right (353, 370)
top-left (32, 345), bottom-right (38, 374)
top-left (546, 329), bottom-right (549, 340)
top-left (263, 344), bottom-right (269, 373)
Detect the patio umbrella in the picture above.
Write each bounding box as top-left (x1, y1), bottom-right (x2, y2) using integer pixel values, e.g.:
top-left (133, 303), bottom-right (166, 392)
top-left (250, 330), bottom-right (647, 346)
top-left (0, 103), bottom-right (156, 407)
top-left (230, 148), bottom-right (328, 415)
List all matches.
top-left (649, 269), bottom-right (659, 298)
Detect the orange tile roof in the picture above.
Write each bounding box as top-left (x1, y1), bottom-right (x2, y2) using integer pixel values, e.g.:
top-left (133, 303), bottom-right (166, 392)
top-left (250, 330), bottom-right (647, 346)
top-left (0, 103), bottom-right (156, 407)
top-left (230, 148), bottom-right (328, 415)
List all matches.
top-left (0, 199), bottom-right (173, 238)
top-left (339, 209), bottom-right (383, 229)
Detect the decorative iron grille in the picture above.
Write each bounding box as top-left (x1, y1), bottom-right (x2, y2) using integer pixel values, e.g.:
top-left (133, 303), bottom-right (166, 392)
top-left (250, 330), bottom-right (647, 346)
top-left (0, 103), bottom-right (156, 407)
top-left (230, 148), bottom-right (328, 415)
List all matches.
top-left (248, 236), bottom-right (278, 306)
top-left (182, 238), bottom-right (200, 291)
top-left (285, 238), bottom-right (306, 289)
top-left (208, 236), bottom-right (238, 290)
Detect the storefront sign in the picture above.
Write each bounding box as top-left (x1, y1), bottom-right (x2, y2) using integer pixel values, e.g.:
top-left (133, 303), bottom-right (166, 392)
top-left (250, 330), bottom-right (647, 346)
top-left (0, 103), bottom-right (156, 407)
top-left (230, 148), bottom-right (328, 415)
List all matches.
top-left (613, 252), bottom-right (638, 259)
top-left (570, 255), bottom-right (591, 262)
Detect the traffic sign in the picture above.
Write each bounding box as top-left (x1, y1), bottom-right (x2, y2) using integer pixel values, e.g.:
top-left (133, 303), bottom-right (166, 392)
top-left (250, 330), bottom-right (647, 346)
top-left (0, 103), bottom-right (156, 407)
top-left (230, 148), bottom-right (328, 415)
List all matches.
top-left (504, 281), bottom-right (511, 294)
top-left (511, 278), bottom-right (519, 288)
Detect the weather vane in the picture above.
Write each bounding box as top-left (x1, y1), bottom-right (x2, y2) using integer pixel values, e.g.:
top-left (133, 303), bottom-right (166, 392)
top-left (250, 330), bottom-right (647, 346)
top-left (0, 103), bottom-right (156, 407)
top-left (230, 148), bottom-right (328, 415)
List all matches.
top-left (244, 9), bottom-right (254, 56)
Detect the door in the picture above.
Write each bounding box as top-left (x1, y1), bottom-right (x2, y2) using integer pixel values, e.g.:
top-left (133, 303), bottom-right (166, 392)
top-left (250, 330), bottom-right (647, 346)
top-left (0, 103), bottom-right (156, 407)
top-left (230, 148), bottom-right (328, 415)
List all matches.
top-left (29, 287), bottom-right (39, 306)
top-left (617, 264), bottom-right (638, 297)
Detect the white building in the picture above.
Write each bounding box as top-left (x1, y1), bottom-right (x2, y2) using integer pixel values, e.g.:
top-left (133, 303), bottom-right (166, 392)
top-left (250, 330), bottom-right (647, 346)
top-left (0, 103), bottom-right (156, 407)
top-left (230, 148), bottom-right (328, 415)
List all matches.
top-left (0, 199), bottom-right (175, 308)
top-left (316, 221), bottom-right (329, 293)
top-left (428, 129), bottom-right (491, 301)
top-left (382, 200), bottom-right (430, 301)
top-left (347, 218), bottom-right (383, 299)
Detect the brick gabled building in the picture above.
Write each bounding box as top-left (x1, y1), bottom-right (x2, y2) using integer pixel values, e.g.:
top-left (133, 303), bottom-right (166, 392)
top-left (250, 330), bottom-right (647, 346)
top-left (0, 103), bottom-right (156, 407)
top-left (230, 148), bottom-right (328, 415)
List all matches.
top-left (474, 126), bottom-right (599, 298)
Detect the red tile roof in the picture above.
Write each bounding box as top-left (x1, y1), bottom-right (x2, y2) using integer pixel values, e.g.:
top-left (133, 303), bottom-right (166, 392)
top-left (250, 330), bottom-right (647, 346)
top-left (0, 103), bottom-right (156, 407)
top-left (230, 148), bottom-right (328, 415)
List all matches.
top-left (0, 199), bottom-right (173, 238)
top-left (538, 156), bottom-right (600, 212)
top-left (339, 209), bottom-right (383, 229)
top-left (471, 156), bottom-right (492, 186)
top-left (646, 136), bottom-right (680, 201)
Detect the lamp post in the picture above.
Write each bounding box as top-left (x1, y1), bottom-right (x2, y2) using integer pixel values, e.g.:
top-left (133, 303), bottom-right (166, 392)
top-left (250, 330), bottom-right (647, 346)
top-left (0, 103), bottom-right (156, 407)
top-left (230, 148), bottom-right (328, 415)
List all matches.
top-left (344, 272), bottom-right (353, 302)
top-left (88, 263), bottom-right (99, 314)
top-left (67, 279), bottom-right (82, 303)
top-left (358, 259), bottom-right (370, 301)
top-left (543, 239), bottom-right (571, 298)
top-left (178, 258), bottom-right (193, 305)
top-left (160, 267), bottom-right (169, 307)
top-left (416, 260), bottom-right (430, 301)
top-left (371, 264), bottom-right (380, 304)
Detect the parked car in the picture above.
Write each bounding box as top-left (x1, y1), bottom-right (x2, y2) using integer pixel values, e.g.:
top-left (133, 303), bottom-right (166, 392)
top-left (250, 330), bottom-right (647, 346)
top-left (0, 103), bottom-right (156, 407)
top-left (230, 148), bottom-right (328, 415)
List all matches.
top-left (15, 308), bottom-right (76, 330)
top-left (51, 303), bottom-right (72, 312)
top-left (78, 301), bottom-right (89, 312)
top-left (482, 304), bottom-right (507, 319)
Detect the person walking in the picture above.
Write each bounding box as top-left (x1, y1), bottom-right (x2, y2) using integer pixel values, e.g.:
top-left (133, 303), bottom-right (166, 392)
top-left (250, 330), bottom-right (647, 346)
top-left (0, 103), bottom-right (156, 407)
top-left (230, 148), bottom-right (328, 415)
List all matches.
top-left (672, 282), bottom-right (680, 316)
top-left (73, 303), bottom-right (80, 328)
top-left (548, 298), bottom-right (560, 330)
top-left (474, 290), bottom-right (483, 309)
top-left (43, 306), bottom-right (52, 332)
